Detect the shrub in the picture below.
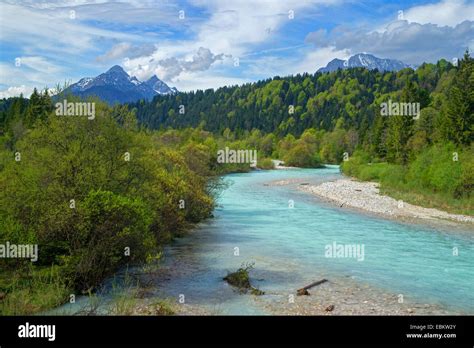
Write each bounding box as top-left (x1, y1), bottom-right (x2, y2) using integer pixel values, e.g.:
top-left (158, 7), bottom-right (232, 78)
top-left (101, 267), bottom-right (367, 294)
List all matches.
top-left (0, 101), bottom-right (218, 310)
top-left (406, 143), bottom-right (465, 196)
top-left (60, 190), bottom-right (155, 291)
top-left (284, 143), bottom-right (322, 168)
top-left (258, 157), bottom-right (275, 169)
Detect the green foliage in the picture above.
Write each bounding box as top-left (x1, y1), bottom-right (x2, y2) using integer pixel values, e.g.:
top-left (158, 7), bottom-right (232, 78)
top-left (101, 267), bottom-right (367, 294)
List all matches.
top-left (223, 264), bottom-right (252, 290)
top-left (340, 150), bottom-right (373, 177)
top-left (338, 53), bottom-right (473, 214)
top-left (342, 146), bottom-right (473, 214)
top-left (125, 54), bottom-right (472, 170)
top-left (223, 262), bottom-right (264, 295)
top-left (283, 142), bottom-right (322, 168)
top-left (406, 143), bottom-right (472, 198)
top-left (61, 190), bottom-right (154, 290)
top-left (257, 157), bottom-right (275, 169)
top-left (0, 97), bottom-right (219, 312)
top-left (442, 50), bottom-right (474, 145)
top-left (0, 265), bottom-right (69, 315)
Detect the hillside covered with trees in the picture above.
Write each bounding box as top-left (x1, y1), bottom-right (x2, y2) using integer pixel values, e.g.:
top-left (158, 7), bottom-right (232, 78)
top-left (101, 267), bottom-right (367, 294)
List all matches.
top-left (127, 52), bottom-right (473, 213)
top-left (0, 52), bottom-right (472, 314)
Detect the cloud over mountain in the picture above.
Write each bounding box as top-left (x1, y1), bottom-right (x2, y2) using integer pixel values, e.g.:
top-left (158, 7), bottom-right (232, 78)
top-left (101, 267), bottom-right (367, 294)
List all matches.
top-left (306, 14), bottom-right (473, 65)
top-left (155, 47), bottom-right (225, 80)
top-left (96, 43), bottom-right (156, 63)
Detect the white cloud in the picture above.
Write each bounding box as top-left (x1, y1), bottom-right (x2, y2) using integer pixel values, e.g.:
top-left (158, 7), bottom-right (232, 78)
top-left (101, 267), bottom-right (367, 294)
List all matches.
top-left (96, 43), bottom-right (133, 62)
top-left (0, 0), bottom-right (346, 93)
top-left (4, 0), bottom-right (183, 26)
top-left (292, 46), bottom-right (350, 73)
top-left (404, 0), bottom-right (474, 27)
top-left (171, 70), bottom-right (252, 91)
top-left (0, 2), bottom-right (150, 55)
top-left (18, 56), bottom-right (63, 75)
top-left (155, 47), bottom-right (225, 80)
top-left (0, 85), bottom-right (32, 98)
top-left (191, 0), bottom-right (341, 57)
top-left (120, 0), bottom-right (342, 89)
top-left (306, 19), bottom-right (474, 65)
top-left (96, 43), bottom-right (156, 63)
top-left (123, 47), bottom-right (228, 82)
top-left (0, 60), bottom-right (66, 92)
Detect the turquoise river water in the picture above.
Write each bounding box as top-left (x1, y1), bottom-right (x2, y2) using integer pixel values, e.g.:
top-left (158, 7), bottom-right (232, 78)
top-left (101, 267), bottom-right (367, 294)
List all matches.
top-left (53, 166), bottom-right (474, 315)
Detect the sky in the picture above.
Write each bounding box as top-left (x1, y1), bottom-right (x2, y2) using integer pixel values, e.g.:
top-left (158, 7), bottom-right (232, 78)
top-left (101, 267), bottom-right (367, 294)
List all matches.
top-left (0, 0), bottom-right (473, 97)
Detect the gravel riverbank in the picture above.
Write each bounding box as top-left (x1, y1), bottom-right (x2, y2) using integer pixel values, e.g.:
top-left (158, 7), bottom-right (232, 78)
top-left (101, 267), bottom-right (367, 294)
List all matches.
top-left (256, 275), bottom-right (461, 315)
top-left (299, 179), bottom-right (473, 225)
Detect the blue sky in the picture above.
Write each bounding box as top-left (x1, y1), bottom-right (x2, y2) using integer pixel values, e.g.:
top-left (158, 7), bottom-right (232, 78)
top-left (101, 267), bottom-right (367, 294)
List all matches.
top-left (0, 0), bottom-right (473, 97)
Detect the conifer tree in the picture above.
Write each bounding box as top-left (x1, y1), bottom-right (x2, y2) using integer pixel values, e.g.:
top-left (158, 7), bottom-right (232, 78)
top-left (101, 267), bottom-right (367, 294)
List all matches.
top-left (443, 50), bottom-right (474, 145)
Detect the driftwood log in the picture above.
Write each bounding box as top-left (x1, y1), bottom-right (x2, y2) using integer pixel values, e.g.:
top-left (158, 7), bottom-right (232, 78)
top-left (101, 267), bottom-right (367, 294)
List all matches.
top-left (297, 279), bottom-right (328, 296)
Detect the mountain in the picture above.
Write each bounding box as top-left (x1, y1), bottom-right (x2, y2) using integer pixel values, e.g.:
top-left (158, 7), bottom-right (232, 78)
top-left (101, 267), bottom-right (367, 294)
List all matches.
top-left (318, 53), bottom-right (415, 73)
top-left (64, 65), bottom-right (177, 105)
top-left (144, 75), bottom-right (178, 95)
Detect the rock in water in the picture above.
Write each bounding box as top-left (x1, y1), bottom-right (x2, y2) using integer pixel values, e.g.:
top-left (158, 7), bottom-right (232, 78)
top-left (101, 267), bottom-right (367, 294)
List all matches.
top-left (325, 304), bottom-right (335, 312)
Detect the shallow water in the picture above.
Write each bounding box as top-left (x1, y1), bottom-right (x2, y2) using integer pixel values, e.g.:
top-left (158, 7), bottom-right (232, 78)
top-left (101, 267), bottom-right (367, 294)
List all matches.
top-left (53, 166), bottom-right (474, 315)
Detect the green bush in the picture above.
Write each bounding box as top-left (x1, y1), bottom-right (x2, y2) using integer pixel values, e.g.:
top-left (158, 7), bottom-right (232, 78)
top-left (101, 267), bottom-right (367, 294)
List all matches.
top-left (284, 143), bottom-right (322, 168)
top-left (0, 100), bottom-right (218, 311)
top-left (340, 150), bottom-right (374, 176)
top-left (406, 143), bottom-right (470, 197)
top-left (59, 190), bottom-right (154, 291)
top-left (357, 163), bottom-right (388, 181)
top-left (258, 157), bottom-right (275, 169)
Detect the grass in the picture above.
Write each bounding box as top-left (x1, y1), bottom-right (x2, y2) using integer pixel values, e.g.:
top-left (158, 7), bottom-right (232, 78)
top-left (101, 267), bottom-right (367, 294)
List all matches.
top-left (0, 265), bottom-right (69, 315)
top-left (380, 186), bottom-right (474, 216)
top-left (106, 268), bottom-right (176, 315)
top-left (109, 295), bottom-right (175, 315)
top-left (342, 161), bottom-right (473, 216)
top-left (0, 254), bottom-right (177, 316)
top-left (139, 299), bottom-right (175, 315)
top-left (109, 292), bottom-right (138, 315)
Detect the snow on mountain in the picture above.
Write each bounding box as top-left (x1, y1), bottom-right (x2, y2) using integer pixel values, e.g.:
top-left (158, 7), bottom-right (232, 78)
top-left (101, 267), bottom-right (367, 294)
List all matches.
top-left (65, 65), bottom-right (177, 105)
top-left (318, 53), bottom-right (416, 73)
top-left (144, 75), bottom-right (176, 95)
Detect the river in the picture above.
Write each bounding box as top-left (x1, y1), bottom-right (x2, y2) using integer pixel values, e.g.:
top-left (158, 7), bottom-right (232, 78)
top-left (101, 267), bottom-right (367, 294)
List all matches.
top-left (52, 166), bottom-right (474, 315)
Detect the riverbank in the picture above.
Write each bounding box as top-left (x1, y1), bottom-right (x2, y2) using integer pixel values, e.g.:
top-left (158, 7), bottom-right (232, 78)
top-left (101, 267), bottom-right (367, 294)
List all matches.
top-left (53, 259), bottom-right (464, 316)
top-left (125, 251), bottom-right (462, 316)
top-left (299, 178), bottom-right (474, 224)
top-left (128, 247), bottom-right (463, 315)
top-left (271, 159), bottom-right (297, 170)
top-left (256, 274), bottom-right (461, 315)
top-left (130, 272), bottom-right (460, 316)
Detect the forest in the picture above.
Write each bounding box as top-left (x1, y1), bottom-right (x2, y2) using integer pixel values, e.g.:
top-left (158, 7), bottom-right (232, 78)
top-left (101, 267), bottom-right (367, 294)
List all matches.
top-left (128, 51), bottom-right (473, 213)
top-left (0, 51), bottom-right (472, 314)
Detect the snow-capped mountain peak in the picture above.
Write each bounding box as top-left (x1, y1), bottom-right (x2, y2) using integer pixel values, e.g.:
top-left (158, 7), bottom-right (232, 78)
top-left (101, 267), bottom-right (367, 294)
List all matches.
top-left (76, 77), bottom-right (93, 89)
top-left (318, 53), bottom-right (416, 73)
top-left (130, 76), bottom-right (141, 86)
top-left (145, 75), bottom-right (177, 95)
top-left (64, 66), bottom-right (177, 105)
